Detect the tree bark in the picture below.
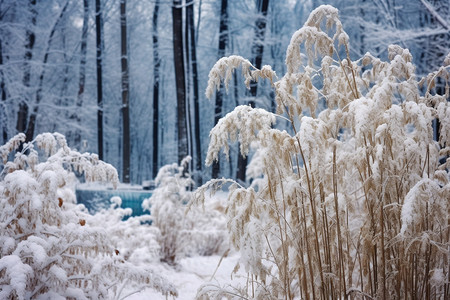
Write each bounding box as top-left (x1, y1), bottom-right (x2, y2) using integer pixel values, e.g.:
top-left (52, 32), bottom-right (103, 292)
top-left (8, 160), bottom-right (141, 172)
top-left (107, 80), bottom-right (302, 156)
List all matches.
top-left (249, 0), bottom-right (269, 102)
top-left (172, 0), bottom-right (188, 164)
top-left (56, 29), bottom-right (70, 132)
top-left (184, 1), bottom-right (193, 173)
top-left (195, 0), bottom-right (202, 45)
top-left (120, 0), bottom-right (131, 183)
top-left (212, 0), bottom-right (228, 179)
top-left (185, 0), bottom-right (202, 184)
top-left (72, 0), bottom-right (89, 148)
top-left (96, 0), bottom-right (104, 160)
top-left (236, 0), bottom-right (269, 183)
top-left (0, 0), bottom-right (12, 144)
top-left (152, 0), bottom-right (160, 179)
top-left (0, 36), bottom-right (7, 143)
top-left (16, 0), bottom-right (36, 135)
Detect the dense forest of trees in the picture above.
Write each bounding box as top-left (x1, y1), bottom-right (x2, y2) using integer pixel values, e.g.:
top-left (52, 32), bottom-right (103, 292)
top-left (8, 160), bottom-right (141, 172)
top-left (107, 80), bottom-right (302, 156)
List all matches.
top-left (0, 0), bottom-right (448, 184)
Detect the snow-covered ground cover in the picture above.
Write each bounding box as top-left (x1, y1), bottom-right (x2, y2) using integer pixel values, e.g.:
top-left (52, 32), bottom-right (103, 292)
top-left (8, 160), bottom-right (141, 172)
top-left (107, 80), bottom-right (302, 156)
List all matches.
top-left (0, 132), bottom-right (234, 299)
top-left (82, 178), bottom-right (246, 299)
top-left (85, 185), bottom-right (237, 299)
top-left (127, 254), bottom-right (245, 300)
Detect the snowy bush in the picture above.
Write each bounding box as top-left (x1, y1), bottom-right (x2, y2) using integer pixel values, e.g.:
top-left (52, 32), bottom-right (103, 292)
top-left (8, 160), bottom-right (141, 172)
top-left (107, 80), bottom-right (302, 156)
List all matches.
top-left (195, 5), bottom-right (449, 299)
top-left (143, 157), bottom-right (228, 265)
top-left (87, 196), bottom-right (161, 266)
top-left (0, 133), bottom-right (176, 299)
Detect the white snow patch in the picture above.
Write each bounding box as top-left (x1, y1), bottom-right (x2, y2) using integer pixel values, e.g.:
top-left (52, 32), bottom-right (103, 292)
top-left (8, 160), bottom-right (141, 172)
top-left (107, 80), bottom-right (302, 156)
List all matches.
top-left (126, 254), bottom-right (245, 299)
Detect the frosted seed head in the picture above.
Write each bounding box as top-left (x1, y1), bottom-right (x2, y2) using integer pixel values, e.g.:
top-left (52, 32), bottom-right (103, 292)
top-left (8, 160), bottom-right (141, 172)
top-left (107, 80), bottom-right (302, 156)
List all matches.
top-left (444, 53), bottom-right (450, 67)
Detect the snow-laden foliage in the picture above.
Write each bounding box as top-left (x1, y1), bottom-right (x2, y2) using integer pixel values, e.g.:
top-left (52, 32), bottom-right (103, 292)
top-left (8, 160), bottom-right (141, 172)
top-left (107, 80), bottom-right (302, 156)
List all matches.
top-left (0, 133), bottom-right (177, 299)
top-left (195, 5), bottom-right (449, 300)
top-left (206, 55), bottom-right (277, 99)
top-left (87, 196), bottom-right (161, 266)
top-left (206, 105), bottom-right (276, 163)
top-left (143, 157), bottom-right (228, 265)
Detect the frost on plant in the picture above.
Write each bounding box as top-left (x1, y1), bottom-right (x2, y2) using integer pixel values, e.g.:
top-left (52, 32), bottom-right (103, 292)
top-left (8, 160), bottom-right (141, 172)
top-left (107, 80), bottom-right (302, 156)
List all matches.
top-left (87, 196), bottom-right (161, 266)
top-left (196, 5), bottom-right (449, 300)
top-left (143, 157), bottom-right (228, 265)
top-left (0, 133), bottom-right (177, 299)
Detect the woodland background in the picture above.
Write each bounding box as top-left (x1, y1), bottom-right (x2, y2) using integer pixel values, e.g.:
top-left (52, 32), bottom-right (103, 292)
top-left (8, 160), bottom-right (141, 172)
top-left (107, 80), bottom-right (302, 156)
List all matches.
top-left (0, 0), bottom-right (448, 184)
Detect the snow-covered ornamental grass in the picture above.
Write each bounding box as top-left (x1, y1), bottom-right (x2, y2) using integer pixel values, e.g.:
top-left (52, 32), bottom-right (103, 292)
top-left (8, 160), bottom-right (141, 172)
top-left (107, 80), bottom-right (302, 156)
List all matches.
top-left (195, 5), bottom-right (450, 299)
top-left (0, 133), bottom-right (176, 299)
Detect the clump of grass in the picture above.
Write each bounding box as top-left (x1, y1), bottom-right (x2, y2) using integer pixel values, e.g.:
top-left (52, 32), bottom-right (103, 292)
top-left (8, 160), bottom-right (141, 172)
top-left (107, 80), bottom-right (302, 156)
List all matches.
top-left (194, 5), bottom-right (449, 299)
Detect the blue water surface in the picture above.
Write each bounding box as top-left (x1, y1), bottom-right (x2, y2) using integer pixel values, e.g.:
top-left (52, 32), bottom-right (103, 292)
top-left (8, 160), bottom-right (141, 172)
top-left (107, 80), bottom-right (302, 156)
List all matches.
top-left (76, 188), bottom-right (152, 217)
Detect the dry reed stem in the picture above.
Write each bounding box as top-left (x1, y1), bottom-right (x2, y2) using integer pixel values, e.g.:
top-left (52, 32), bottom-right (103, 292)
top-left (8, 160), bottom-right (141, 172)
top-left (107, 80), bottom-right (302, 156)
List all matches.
top-left (197, 5), bottom-right (449, 300)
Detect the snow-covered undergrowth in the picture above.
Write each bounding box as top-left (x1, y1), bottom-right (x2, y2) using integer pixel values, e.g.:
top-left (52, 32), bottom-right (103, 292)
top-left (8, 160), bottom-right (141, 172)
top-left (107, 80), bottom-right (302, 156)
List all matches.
top-left (86, 197), bottom-right (161, 266)
top-left (195, 5), bottom-right (450, 299)
top-left (0, 133), bottom-right (176, 299)
top-left (143, 156), bottom-right (228, 265)
top-left (127, 254), bottom-right (246, 300)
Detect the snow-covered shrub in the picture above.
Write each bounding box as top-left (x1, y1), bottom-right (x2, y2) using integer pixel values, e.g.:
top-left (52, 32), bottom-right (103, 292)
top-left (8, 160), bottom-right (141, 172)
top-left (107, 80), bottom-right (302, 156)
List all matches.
top-left (143, 157), bottom-right (193, 265)
top-left (184, 190), bottom-right (229, 257)
top-left (0, 133), bottom-right (177, 299)
top-left (87, 196), bottom-right (161, 265)
top-left (143, 157), bottom-right (228, 265)
top-left (195, 5), bottom-right (449, 299)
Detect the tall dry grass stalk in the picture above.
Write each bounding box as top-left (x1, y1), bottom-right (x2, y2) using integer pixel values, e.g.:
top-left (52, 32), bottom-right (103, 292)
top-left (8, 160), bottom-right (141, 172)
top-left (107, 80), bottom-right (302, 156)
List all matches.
top-left (194, 5), bottom-right (449, 300)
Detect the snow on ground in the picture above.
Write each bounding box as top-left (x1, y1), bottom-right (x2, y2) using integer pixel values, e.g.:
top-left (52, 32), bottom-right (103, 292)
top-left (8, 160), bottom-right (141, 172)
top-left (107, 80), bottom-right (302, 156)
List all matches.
top-left (127, 254), bottom-right (245, 299)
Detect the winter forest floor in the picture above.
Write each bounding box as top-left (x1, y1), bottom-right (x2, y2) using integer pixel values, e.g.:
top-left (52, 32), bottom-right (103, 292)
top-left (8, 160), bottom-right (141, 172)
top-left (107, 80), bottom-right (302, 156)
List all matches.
top-left (128, 254), bottom-right (243, 299)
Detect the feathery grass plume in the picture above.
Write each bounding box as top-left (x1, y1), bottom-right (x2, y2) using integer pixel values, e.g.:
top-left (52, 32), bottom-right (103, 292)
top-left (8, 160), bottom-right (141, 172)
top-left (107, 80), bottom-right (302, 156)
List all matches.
top-left (195, 4), bottom-right (449, 299)
top-left (0, 133), bottom-right (177, 299)
top-left (206, 55), bottom-right (277, 100)
top-left (206, 105), bottom-right (276, 165)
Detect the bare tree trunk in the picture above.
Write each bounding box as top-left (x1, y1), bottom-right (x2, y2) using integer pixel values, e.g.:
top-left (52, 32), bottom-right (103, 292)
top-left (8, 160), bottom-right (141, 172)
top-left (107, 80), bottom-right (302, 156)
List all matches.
top-left (185, 0), bottom-right (202, 184)
top-left (152, 0), bottom-right (160, 179)
top-left (0, 39), bottom-right (7, 143)
top-left (172, 0), bottom-right (188, 164)
top-left (120, 0), bottom-right (130, 183)
top-left (249, 0), bottom-right (269, 101)
top-left (212, 0), bottom-right (228, 179)
top-left (195, 0), bottom-right (202, 45)
top-left (96, 0), bottom-right (104, 160)
top-left (0, 0), bottom-right (10, 144)
top-left (16, 0), bottom-right (36, 135)
top-left (55, 29), bottom-right (70, 133)
top-left (236, 0), bottom-right (269, 183)
top-left (184, 1), bottom-right (193, 173)
top-left (71, 0), bottom-right (89, 148)
top-left (189, 4), bottom-right (202, 183)
top-left (25, 1), bottom-right (69, 142)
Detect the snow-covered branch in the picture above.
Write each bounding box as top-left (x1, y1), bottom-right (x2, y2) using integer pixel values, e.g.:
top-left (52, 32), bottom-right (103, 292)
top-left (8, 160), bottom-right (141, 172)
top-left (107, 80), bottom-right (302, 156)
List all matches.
top-left (419, 0), bottom-right (450, 30)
